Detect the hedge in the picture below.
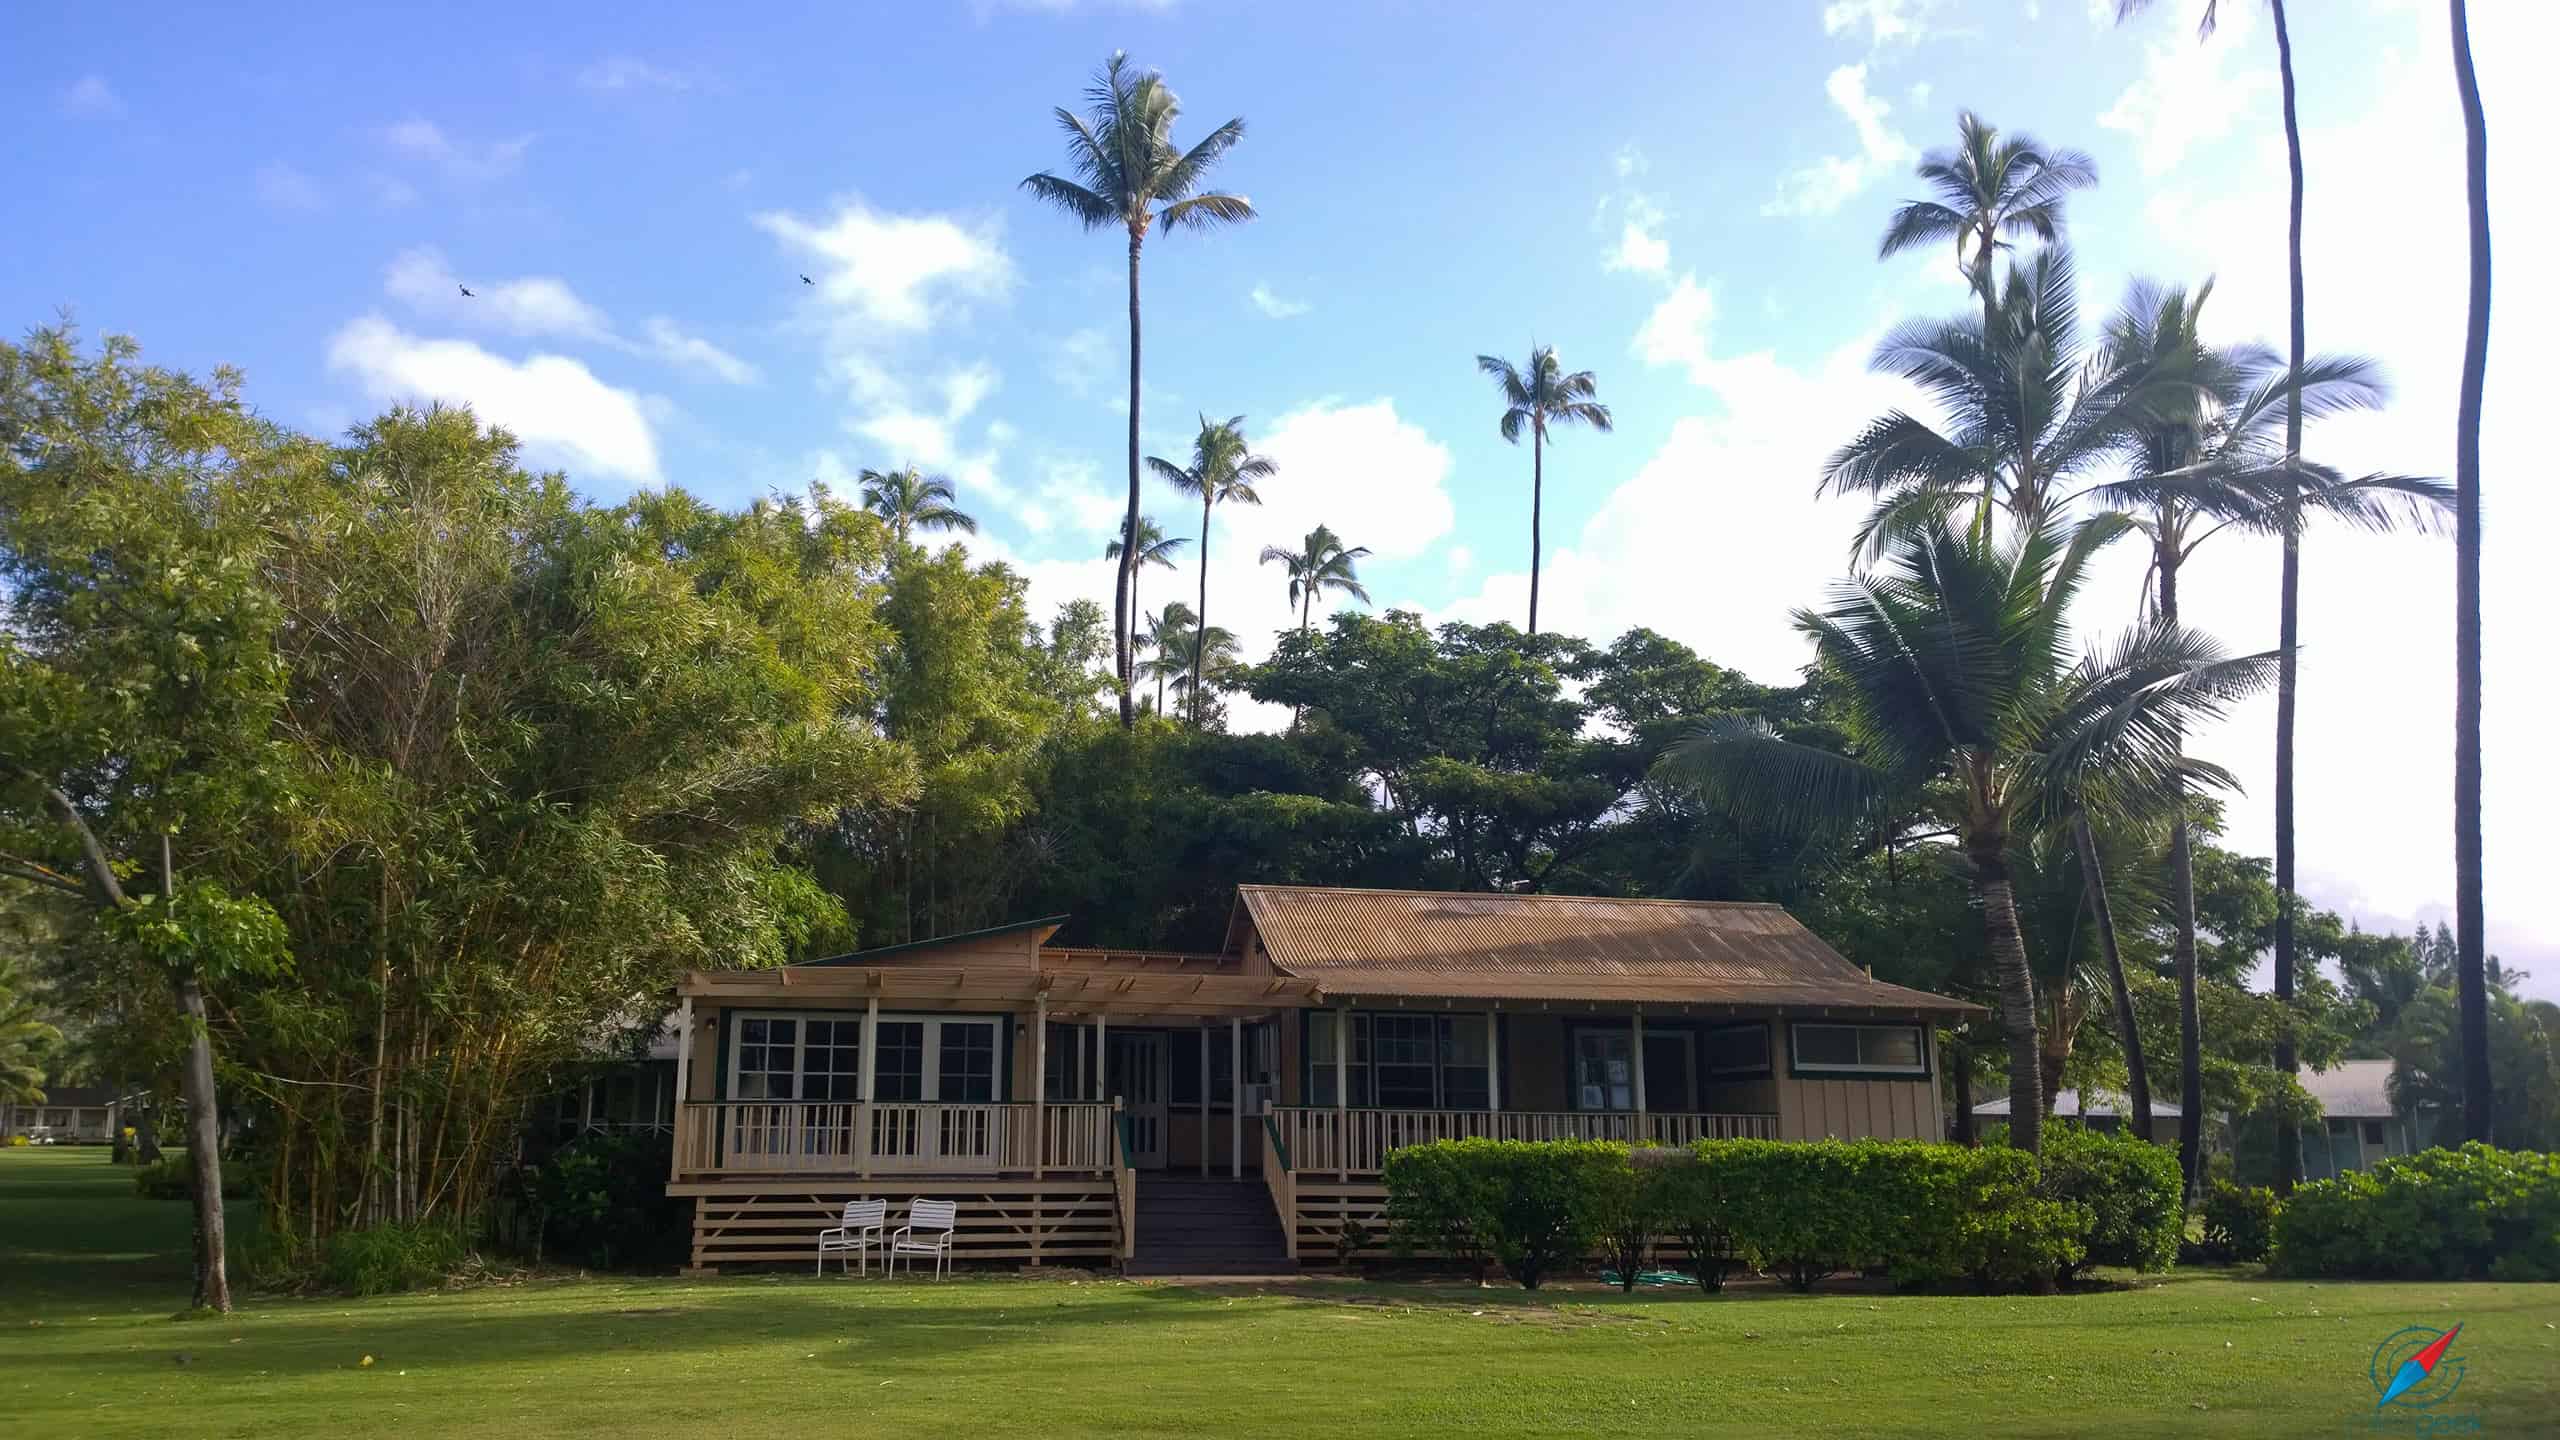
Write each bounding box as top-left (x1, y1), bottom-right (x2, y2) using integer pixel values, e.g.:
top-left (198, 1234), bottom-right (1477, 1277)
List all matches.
top-left (1381, 1135), bottom-right (2161, 1294)
top-left (2270, 1143), bottom-right (2560, 1281)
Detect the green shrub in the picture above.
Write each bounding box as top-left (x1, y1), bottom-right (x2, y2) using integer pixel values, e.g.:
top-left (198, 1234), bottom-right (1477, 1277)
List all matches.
top-left (2040, 1124), bottom-right (2182, 1280)
top-left (1382, 1136), bottom-right (1494, 1282)
top-left (2199, 1179), bottom-right (2280, 1264)
top-left (1647, 1150), bottom-right (1735, 1291)
top-left (132, 1150), bottom-right (257, 1202)
top-left (322, 1220), bottom-right (471, 1296)
top-left (527, 1132), bottom-right (688, 1270)
top-left (1583, 1144), bottom-right (1665, 1293)
top-left (1380, 1138), bottom-right (1614, 1290)
top-left (2270, 1143), bottom-right (2560, 1281)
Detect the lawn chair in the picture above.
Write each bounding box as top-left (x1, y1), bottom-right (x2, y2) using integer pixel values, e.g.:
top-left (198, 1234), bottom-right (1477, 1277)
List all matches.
top-left (888, 1198), bottom-right (957, 1279)
top-left (816, 1199), bottom-right (887, 1277)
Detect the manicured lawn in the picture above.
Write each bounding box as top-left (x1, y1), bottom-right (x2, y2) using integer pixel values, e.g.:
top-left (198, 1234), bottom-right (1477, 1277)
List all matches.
top-left (5, 1149), bottom-right (2556, 1439)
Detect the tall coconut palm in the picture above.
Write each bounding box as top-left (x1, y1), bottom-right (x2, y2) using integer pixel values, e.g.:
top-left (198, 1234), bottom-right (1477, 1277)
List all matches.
top-left (1258, 524), bottom-right (1373, 635)
top-left (1158, 621), bottom-right (1241, 721)
top-left (1104, 514), bottom-right (1188, 656)
top-left (858, 466), bottom-right (977, 545)
top-left (1656, 517), bottom-right (2277, 1154)
top-left (2092, 279), bottom-right (2450, 1187)
top-left (1147, 414), bottom-right (1273, 726)
top-left (1137, 601), bottom-right (1195, 716)
top-left (1878, 111), bottom-right (2097, 337)
top-left (1022, 52), bottom-right (1254, 729)
top-left (2448, 0), bottom-right (2492, 1142)
top-left (1475, 346), bottom-right (1611, 635)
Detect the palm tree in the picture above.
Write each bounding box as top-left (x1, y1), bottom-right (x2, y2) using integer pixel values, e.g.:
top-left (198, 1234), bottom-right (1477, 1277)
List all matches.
top-left (1104, 515), bottom-right (1189, 657)
top-left (2093, 279), bottom-right (2450, 1189)
top-left (1137, 601), bottom-right (1195, 716)
top-left (1158, 621), bottom-right (1241, 721)
top-left (2449, 0), bottom-right (2492, 1142)
top-left (1147, 414), bottom-right (1273, 726)
top-left (2114, 0), bottom-right (2319, 1191)
top-left (1022, 52), bottom-right (1254, 729)
top-left (1878, 111), bottom-right (2097, 336)
top-left (1655, 518), bottom-right (2277, 1154)
top-left (1824, 245), bottom-right (2162, 552)
top-left (1475, 346), bottom-right (1611, 635)
top-left (1258, 524), bottom-right (1373, 635)
top-left (0, 955), bottom-right (60, 1107)
top-left (858, 466), bottom-right (977, 545)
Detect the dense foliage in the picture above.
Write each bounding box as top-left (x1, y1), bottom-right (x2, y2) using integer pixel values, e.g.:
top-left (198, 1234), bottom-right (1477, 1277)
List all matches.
top-left (2037, 1124), bottom-right (2183, 1279)
top-left (2270, 1143), bottom-right (2560, 1282)
top-left (525, 1133), bottom-right (691, 1271)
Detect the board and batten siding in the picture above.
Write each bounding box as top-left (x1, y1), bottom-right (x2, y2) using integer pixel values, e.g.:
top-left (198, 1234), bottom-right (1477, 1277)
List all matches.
top-left (1770, 1027), bottom-right (1945, 1140)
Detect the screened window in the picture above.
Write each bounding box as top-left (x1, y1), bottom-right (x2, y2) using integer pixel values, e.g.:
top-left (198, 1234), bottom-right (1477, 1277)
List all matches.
top-left (1370, 1016), bottom-right (1438, 1108)
top-left (1788, 1023), bottom-right (1929, 1076)
top-left (1703, 1023), bottom-right (1772, 1077)
top-left (1307, 1013), bottom-right (1494, 1109)
top-left (1440, 1016), bottom-right (1491, 1111)
top-left (1044, 1022), bottom-right (1091, 1101)
top-left (1169, 1028), bottom-right (1244, 1107)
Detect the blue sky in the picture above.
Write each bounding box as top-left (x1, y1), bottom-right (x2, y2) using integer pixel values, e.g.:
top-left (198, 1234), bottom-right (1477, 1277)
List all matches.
top-left (12, 0), bottom-right (2555, 993)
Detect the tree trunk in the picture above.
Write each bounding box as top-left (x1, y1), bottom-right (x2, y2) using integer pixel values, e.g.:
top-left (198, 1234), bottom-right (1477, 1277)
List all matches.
top-left (176, 967), bottom-right (230, 1311)
top-left (1970, 845), bottom-right (2043, 1154)
top-left (1527, 427), bottom-right (1543, 636)
top-left (2074, 813), bottom-right (2154, 1143)
top-left (2448, 0), bottom-right (2493, 1143)
top-left (2169, 805), bottom-right (2205, 1202)
top-left (1951, 1045), bottom-right (1976, 1147)
top-left (2269, 0), bottom-right (2307, 1196)
top-left (1194, 494), bottom-right (1212, 729)
top-left (1116, 233), bottom-right (1143, 730)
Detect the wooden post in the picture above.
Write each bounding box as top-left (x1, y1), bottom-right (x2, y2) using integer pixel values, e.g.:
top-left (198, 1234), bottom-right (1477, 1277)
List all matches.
top-left (1033, 990), bottom-right (1049, 1181)
top-left (859, 994), bottom-right (878, 1179)
top-left (1230, 1015), bottom-right (1244, 1179)
top-left (1095, 1012), bottom-right (1107, 1100)
top-left (669, 996), bottom-right (694, 1182)
top-left (1486, 1009), bottom-right (1501, 1114)
top-left (1632, 1009), bottom-right (1649, 1146)
top-left (1334, 1004), bottom-right (1351, 1181)
top-left (1199, 1016), bottom-right (1211, 1178)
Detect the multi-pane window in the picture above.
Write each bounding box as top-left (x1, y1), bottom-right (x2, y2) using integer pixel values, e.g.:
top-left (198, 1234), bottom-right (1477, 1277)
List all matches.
top-left (871, 1021), bottom-right (927, 1103)
top-left (730, 1016), bottom-right (865, 1102)
top-left (937, 1021), bottom-right (999, 1104)
top-left (1440, 1016), bottom-right (1491, 1110)
top-left (1704, 1023), bottom-right (1772, 1077)
top-left (1370, 1016), bottom-right (1438, 1108)
top-left (1573, 1030), bottom-right (1636, 1112)
top-left (1307, 1013), bottom-right (1493, 1109)
top-left (734, 1017), bottom-right (800, 1100)
top-left (1788, 1023), bottom-right (1929, 1076)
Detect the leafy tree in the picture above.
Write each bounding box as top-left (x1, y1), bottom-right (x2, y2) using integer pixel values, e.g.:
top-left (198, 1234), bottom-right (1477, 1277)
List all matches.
top-left (1103, 514), bottom-right (1187, 660)
top-left (1474, 346), bottom-right (1611, 635)
top-left (1656, 519), bottom-right (2275, 1153)
top-left (1148, 414), bottom-right (1274, 726)
top-left (858, 465), bottom-right (977, 544)
top-left (1878, 110), bottom-right (2096, 336)
top-left (0, 951), bottom-right (61, 1105)
top-left (1258, 524), bottom-right (1373, 636)
top-left (1021, 51), bottom-right (1253, 728)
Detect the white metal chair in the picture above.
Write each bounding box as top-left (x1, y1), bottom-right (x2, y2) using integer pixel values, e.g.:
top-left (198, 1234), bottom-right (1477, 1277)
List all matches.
top-left (816, 1199), bottom-right (887, 1277)
top-left (888, 1198), bottom-right (957, 1279)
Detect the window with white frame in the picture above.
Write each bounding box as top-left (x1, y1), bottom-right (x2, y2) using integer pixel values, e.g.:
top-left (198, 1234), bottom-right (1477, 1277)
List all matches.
top-left (1306, 1013), bottom-right (1492, 1109)
top-left (1788, 1022), bottom-right (1928, 1076)
top-left (725, 1012), bottom-right (1004, 1103)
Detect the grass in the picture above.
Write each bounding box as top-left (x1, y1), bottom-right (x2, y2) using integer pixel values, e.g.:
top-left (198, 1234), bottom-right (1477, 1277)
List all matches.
top-left (6, 1148), bottom-right (2558, 1439)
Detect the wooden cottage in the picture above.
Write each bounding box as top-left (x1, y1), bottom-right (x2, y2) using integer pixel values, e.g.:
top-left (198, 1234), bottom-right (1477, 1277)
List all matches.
top-left (666, 885), bottom-right (1980, 1274)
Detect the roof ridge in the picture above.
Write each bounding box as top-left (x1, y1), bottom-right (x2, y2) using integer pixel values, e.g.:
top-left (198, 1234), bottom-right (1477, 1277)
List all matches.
top-left (1235, 883), bottom-right (1787, 911)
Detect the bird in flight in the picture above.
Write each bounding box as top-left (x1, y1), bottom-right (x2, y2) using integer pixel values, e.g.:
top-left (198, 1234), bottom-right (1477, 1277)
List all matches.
top-left (458, 284), bottom-right (476, 298)
top-left (799, 273), bottom-right (813, 286)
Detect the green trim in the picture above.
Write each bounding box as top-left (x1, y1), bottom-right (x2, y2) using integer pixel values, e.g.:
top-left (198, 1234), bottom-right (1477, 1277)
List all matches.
top-left (1261, 1112), bottom-right (1292, 1172)
top-left (1783, 1019), bottom-right (1935, 1082)
top-left (795, 915), bottom-right (1070, 967)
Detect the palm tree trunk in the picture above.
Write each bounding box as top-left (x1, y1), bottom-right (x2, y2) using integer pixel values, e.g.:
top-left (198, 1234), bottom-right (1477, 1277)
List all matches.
top-left (2269, 0), bottom-right (2307, 1196)
top-left (1528, 427), bottom-right (1543, 636)
top-left (1194, 495), bottom-right (1212, 729)
top-left (1115, 234), bottom-right (1142, 730)
top-left (1970, 843), bottom-right (2043, 1154)
top-left (2074, 813), bottom-right (2154, 1143)
top-left (2448, 0), bottom-right (2493, 1143)
top-left (2169, 803), bottom-right (2205, 1201)
top-left (1951, 1042), bottom-right (1977, 1146)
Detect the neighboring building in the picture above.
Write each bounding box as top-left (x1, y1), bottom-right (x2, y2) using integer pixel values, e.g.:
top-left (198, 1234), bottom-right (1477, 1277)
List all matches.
top-left (665, 885), bottom-right (1978, 1274)
top-left (2298, 1059), bottom-right (2431, 1181)
top-left (1, 1085), bottom-right (136, 1144)
top-left (1967, 1089), bottom-right (2181, 1144)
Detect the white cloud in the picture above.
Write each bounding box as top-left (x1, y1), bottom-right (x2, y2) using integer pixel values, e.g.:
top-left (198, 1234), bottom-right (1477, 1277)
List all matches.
top-left (385, 247), bottom-right (614, 342)
top-left (1048, 328), bottom-right (1111, 396)
top-left (256, 162), bottom-right (326, 213)
top-left (643, 317), bottom-right (760, 385)
top-left (1633, 273), bottom-right (1717, 383)
top-left (326, 316), bottom-right (661, 484)
top-left (579, 56), bottom-right (693, 92)
top-left (1249, 283), bottom-right (1310, 319)
top-left (367, 173), bottom-right (422, 211)
top-left (2099, 0), bottom-right (2271, 175)
top-left (1762, 64), bottom-right (1915, 218)
top-left (1822, 0), bottom-right (1942, 48)
top-left (755, 200), bottom-right (1014, 337)
top-left (61, 74), bottom-right (123, 118)
top-left (381, 119), bottom-right (532, 183)
top-left (1613, 144), bottom-right (1649, 179)
top-left (1605, 194), bottom-right (1671, 275)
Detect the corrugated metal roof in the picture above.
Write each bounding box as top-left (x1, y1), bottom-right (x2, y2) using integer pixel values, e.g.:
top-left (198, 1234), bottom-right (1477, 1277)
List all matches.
top-left (1973, 1089), bottom-right (2184, 1119)
top-left (1235, 885), bottom-right (1981, 1016)
top-left (2301, 1059), bottom-right (2399, 1118)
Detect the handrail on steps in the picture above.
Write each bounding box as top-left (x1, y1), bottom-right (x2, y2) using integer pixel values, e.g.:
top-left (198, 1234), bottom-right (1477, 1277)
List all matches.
top-left (1260, 1111), bottom-right (1291, 1172)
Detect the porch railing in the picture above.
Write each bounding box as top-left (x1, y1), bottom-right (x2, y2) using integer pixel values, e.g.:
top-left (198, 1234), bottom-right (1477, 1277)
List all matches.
top-left (673, 1100), bottom-right (1117, 1177)
top-left (1270, 1106), bottom-right (1779, 1177)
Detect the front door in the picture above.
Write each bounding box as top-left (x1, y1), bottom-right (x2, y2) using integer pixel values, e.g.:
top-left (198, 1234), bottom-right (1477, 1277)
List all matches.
top-left (1107, 1032), bottom-right (1169, 1169)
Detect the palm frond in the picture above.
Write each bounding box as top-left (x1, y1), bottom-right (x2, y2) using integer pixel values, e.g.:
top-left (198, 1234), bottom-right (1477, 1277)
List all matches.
top-left (1653, 715), bottom-right (1891, 839)
top-left (1018, 172), bottom-right (1119, 230)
